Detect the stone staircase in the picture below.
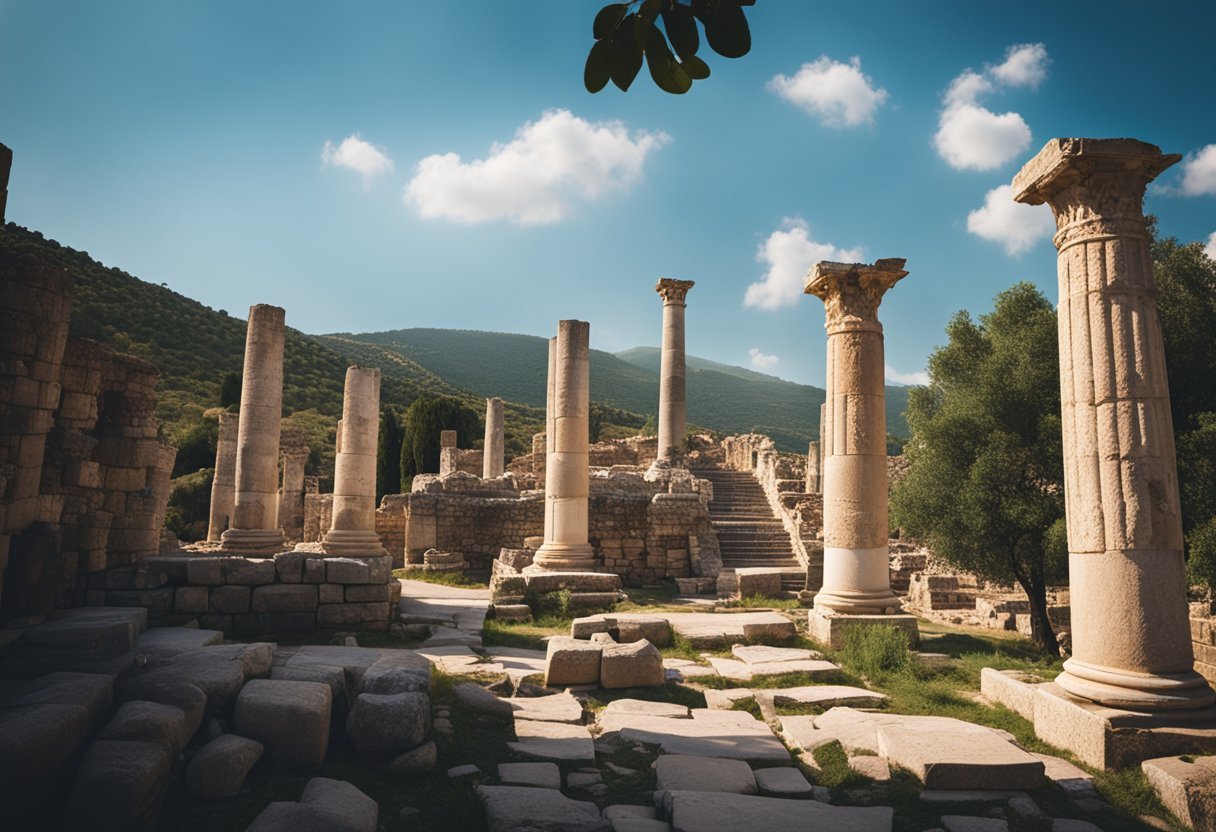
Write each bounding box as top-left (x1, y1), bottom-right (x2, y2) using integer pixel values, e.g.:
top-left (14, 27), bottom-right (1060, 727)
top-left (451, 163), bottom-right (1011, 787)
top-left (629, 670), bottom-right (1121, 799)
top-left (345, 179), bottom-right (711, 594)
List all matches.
top-left (700, 469), bottom-right (804, 591)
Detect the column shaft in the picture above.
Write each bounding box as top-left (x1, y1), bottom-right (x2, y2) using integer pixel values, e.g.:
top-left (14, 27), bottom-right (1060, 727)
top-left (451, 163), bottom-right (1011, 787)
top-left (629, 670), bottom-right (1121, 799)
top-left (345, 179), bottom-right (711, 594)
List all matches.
top-left (323, 366), bottom-right (385, 555)
top-left (207, 411), bottom-right (239, 541)
top-left (655, 279), bottom-right (694, 462)
top-left (483, 397), bottom-right (505, 478)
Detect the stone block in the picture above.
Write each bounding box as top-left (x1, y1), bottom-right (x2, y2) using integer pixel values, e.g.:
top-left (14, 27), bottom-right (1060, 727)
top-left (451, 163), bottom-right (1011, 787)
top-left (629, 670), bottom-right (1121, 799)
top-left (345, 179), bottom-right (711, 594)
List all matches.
top-left (326, 557), bottom-right (370, 584)
top-left (317, 602), bottom-right (389, 626)
top-left (174, 586), bottom-right (209, 614)
top-left (497, 761), bottom-right (561, 789)
top-left (346, 691), bottom-right (430, 764)
top-left (252, 584), bottom-right (319, 613)
top-left (568, 592), bottom-right (620, 612)
top-left (524, 571), bottom-right (621, 594)
top-left (807, 609), bottom-right (919, 650)
top-left (507, 720), bottom-right (596, 763)
top-left (666, 790), bottom-right (892, 832)
top-left (185, 735), bottom-right (264, 800)
top-left (344, 584), bottom-right (389, 603)
top-left (614, 616), bottom-right (672, 647)
top-left (571, 615), bottom-right (611, 639)
top-left (1142, 755), bottom-right (1216, 831)
top-left (735, 568), bottom-right (783, 599)
top-left (980, 668), bottom-right (1044, 721)
top-left (225, 557), bottom-right (277, 585)
top-left (753, 766), bottom-right (813, 797)
top-left (234, 679), bottom-right (332, 768)
top-left (875, 718), bottom-right (1043, 790)
top-left (61, 739), bottom-right (172, 832)
top-left (209, 585), bottom-right (251, 614)
top-left (600, 639), bottom-right (664, 689)
top-left (234, 612), bottom-right (317, 636)
top-left (274, 551), bottom-right (306, 583)
top-left (187, 557), bottom-right (223, 585)
top-left (477, 785), bottom-right (608, 832)
top-left (303, 557), bottom-right (327, 583)
top-left (319, 583), bottom-right (344, 604)
top-left (655, 755), bottom-right (756, 795)
top-left (544, 637), bottom-right (602, 687)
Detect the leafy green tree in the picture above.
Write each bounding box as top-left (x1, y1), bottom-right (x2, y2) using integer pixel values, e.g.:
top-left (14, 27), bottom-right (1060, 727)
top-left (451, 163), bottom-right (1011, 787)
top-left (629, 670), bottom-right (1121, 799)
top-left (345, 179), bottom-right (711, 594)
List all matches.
top-left (219, 372), bottom-right (241, 410)
top-left (891, 283), bottom-right (1066, 650)
top-left (584, 0), bottom-right (755, 95)
top-left (399, 395), bottom-right (481, 486)
top-left (377, 406), bottom-right (405, 499)
top-left (168, 415), bottom-right (218, 478)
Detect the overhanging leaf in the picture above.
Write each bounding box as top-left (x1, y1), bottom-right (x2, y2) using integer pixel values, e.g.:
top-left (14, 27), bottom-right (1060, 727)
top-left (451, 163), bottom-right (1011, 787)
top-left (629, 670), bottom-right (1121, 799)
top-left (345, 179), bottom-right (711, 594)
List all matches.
top-left (646, 23), bottom-right (692, 94)
top-left (681, 54), bottom-right (710, 80)
top-left (609, 13), bottom-right (644, 91)
top-left (704, 0), bottom-right (750, 58)
top-left (584, 39), bottom-right (612, 93)
top-left (661, 3), bottom-right (699, 60)
top-left (593, 3), bottom-right (627, 39)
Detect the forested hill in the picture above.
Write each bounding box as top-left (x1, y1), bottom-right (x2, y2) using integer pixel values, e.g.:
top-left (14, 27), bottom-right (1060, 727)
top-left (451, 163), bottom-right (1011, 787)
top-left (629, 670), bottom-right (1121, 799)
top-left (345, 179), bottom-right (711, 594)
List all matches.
top-left (326, 329), bottom-right (913, 451)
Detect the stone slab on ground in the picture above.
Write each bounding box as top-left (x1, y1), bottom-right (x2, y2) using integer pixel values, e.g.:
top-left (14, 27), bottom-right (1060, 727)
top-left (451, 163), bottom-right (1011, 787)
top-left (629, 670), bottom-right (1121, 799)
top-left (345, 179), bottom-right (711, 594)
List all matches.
top-left (545, 637), bottom-right (603, 687)
top-left (980, 668), bottom-right (1046, 721)
top-left (346, 691), bottom-right (430, 763)
top-left (848, 755), bottom-right (892, 782)
top-left (234, 679), bottom-right (332, 768)
top-left (598, 709), bottom-right (790, 762)
top-left (1, 607), bottom-right (147, 678)
top-left (806, 610), bottom-right (920, 650)
top-left (498, 762), bottom-right (561, 789)
top-left (1031, 752), bottom-right (1096, 799)
top-left (186, 734), bottom-right (264, 800)
top-left (134, 627), bottom-right (225, 661)
top-left (918, 790), bottom-right (1024, 806)
top-left (657, 612), bottom-right (797, 647)
top-left (61, 739), bottom-right (172, 832)
top-left (941, 817), bottom-right (1009, 832)
top-left (477, 784), bottom-right (610, 832)
top-left (706, 656), bottom-right (839, 682)
top-left (752, 766), bottom-right (812, 798)
top-left (655, 755), bottom-right (757, 795)
top-left (665, 790), bottom-right (892, 832)
top-left (662, 658), bottom-right (719, 681)
top-left (730, 645), bottom-right (822, 664)
top-left (508, 720), bottom-right (596, 762)
top-left (758, 685), bottom-right (886, 709)
top-left (508, 691), bottom-right (585, 723)
top-left (604, 805), bottom-right (659, 821)
top-left (601, 640), bottom-right (664, 689)
top-left (246, 777), bottom-right (378, 832)
top-left (609, 818), bottom-right (671, 832)
top-left (416, 645), bottom-right (486, 674)
top-left (703, 688), bottom-right (753, 710)
top-left (875, 717), bottom-right (1043, 790)
top-left (485, 647), bottom-right (548, 681)
top-left (1141, 755), bottom-right (1216, 832)
top-left (456, 682), bottom-right (513, 717)
top-left (603, 699), bottom-right (690, 719)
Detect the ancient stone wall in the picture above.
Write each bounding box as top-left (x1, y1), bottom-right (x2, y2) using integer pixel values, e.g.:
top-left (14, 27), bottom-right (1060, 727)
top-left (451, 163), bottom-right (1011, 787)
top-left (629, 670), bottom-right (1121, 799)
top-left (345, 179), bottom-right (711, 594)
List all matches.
top-left (303, 492), bottom-right (407, 566)
top-left (1, 252), bottom-right (177, 621)
top-left (508, 435), bottom-right (659, 479)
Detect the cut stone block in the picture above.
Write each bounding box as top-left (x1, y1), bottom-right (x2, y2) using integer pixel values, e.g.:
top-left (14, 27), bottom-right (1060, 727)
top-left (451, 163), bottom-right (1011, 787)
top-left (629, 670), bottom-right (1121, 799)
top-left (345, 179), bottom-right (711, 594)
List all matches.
top-left (346, 691), bottom-right (430, 763)
top-left (1031, 752), bottom-right (1096, 799)
top-left (544, 637), bottom-right (603, 687)
top-left (734, 568), bottom-right (783, 598)
top-left (614, 617), bottom-right (672, 647)
top-left (572, 616), bottom-right (612, 639)
top-left (185, 734), bottom-right (264, 800)
top-left (603, 699), bottom-right (689, 719)
top-left (752, 766), bottom-right (812, 798)
top-left (389, 739), bottom-right (437, 773)
top-left (654, 611), bottom-right (796, 647)
top-left (134, 627), bottom-right (224, 660)
top-left (706, 656), bottom-right (839, 682)
top-left (807, 610), bottom-right (920, 650)
top-left (61, 739), bottom-right (172, 832)
top-left (655, 755), bottom-right (757, 795)
top-left (980, 668), bottom-right (1045, 720)
top-left (604, 805), bottom-right (658, 821)
top-left (599, 710), bottom-right (790, 762)
top-left (477, 785), bottom-right (609, 832)
top-left (848, 755), bottom-right (892, 782)
top-left (665, 790), bottom-right (892, 832)
top-left (234, 679), bottom-right (332, 768)
top-left (98, 700), bottom-right (191, 758)
top-left (941, 817), bottom-right (1009, 832)
top-left (703, 688), bottom-right (754, 710)
top-left (508, 691), bottom-right (585, 723)
top-left (498, 761), bottom-right (561, 789)
top-left (601, 640), bottom-right (665, 689)
top-left (761, 685), bottom-right (886, 709)
top-left (508, 720), bottom-right (596, 762)
top-left (610, 818), bottom-right (671, 832)
top-left (876, 718), bottom-right (1043, 790)
top-left (246, 777), bottom-right (379, 832)
top-left (1141, 755), bottom-right (1216, 832)
top-left (0, 703), bottom-right (93, 808)
top-left (456, 682), bottom-right (513, 717)
top-left (731, 645), bottom-right (822, 664)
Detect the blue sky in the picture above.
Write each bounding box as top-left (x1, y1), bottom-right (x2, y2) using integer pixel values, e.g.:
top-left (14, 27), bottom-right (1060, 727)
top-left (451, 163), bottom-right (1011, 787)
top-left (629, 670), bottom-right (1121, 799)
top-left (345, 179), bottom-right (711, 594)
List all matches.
top-left (3, 1), bottom-right (1214, 388)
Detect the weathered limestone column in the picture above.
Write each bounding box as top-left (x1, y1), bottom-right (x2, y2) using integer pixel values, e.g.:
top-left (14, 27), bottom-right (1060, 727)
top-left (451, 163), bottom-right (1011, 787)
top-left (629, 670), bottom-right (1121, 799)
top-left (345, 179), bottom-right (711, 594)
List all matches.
top-left (222, 304), bottom-right (286, 555)
top-left (1013, 138), bottom-right (1213, 711)
top-left (818, 402), bottom-right (828, 495)
top-left (206, 411), bottom-right (239, 541)
top-left (805, 440), bottom-right (821, 495)
top-left (655, 278), bottom-right (695, 462)
top-left (805, 260), bottom-right (915, 644)
top-left (438, 430), bottom-right (457, 476)
top-left (483, 397), bottom-right (505, 479)
top-left (278, 440), bottom-right (309, 542)
top-left (322, 366), bottom-right (386, 556)
top-left (533, 320), bottom-right (595, 571)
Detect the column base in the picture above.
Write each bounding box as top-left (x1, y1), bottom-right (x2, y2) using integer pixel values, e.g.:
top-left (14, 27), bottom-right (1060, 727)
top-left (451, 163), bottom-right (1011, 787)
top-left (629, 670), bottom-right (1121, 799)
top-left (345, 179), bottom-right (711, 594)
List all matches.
top-left (813, 586), bottom-right (903, 616)
top-left (321, 529), bottom-right (387, 557)
top-left (807, 607), bottom-right (919, 651)
top-left (1055, 657), bottom-right (1216, 711)
top-left (220, 528), bottom-right (285, 557)
top-left (1034, 681), bottom-right (1216, 769)
top-left (531, 541), bottom-right (596, 573)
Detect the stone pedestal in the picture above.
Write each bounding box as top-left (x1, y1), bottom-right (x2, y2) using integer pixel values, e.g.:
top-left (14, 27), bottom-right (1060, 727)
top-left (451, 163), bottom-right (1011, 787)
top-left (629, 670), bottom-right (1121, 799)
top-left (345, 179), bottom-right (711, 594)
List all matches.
top-left (207, 411), bottom-right (238, 542)
top-left (438, 430), bottom-right (457, 477)
top-left (222, 305), bottom-right (287, 555)
top-left (1014, 137), bottom-right (1215, 716)
top-left (483, 397), bottom-right (505, 479)
top-left (655, 278), bottom-right (694, 463)
top-left (804, 260), bottom-right (907, 618)
top-left (322, 366), bottom-right (386, 557)
top-left (533, 320), bottom-right (595, 572)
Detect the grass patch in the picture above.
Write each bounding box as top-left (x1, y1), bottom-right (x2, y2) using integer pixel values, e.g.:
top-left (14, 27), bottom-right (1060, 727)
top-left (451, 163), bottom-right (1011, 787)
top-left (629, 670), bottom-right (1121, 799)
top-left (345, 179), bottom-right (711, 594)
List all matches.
top-left (585, 681), bottom-right (707, 713)
top-left (837, 625), bottom-right (916, 679)
top-left (394, 567), bottom-right (487, 588)
top-left (481, 617), bottom-right (568, 651)
top-left (719, 594), bottom-right (805, 610)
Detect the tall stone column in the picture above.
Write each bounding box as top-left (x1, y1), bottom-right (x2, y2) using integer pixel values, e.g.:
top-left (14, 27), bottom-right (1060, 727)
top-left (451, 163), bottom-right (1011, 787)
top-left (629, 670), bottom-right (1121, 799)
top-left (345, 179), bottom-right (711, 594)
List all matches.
top-left (322, 366), bottom-right (386, 556)
top-left (483, 397), bottom-right (505, 478)
top-left (278, 441), bottom-right (309, 542)
top-left (805, 260), bottom-right (915, 644)
top-left (805, 440), bottom-right (821, 495)
top-left (438, 430), bottom-right (457, 476)
top-left (222, 304), bottom-right (286, 555)
top-left (1013, 138), bottom-right (1213, 711)
top-left (206, 411), bottom-right (239, 541)
top-left (655, 279), bottom-right (695, 463)
top-left (533, 320), bottom-right (595, 572)
top-left (819, 402), bottom-right (828, 493)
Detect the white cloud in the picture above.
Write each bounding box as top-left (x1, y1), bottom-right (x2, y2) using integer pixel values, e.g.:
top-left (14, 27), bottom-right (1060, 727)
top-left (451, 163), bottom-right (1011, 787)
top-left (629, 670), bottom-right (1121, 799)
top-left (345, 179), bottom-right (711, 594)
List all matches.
top-left (933, 44), bottom-right (1048, 171)
top-left (885, 364), bottom-right (930, 386)
top-left (403, 109), bottom-right (669, 225)
top-left (744, 218), bottom-right (864, 311)
top-left (1205, 232), bottom-right (1216, 261)
top-left (966, 184), bottom-right (1055, 255)
top-left (768, 56), bottom-right (888, 127)
top-left (1179, 144), bottom-right (1216, 196)
top-left (749, 348), bottom-right (780, 370)
top-left (990, 43), bottom-right (1050, 88)
top-left (321, 134), bottom-right (394, 181)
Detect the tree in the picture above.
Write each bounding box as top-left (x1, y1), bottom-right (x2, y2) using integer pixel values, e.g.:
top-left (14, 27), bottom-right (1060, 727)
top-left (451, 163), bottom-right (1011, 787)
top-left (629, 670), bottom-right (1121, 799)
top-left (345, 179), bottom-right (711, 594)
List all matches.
top-left (891, 283), bottom-right (1066, 650)
top-left (377, 406), bottom-right (405, 500)
top-left (399, 395), bottom-right (481, 486)
top-left (219, 372), bottom-right (241, 410)
top-left (584, 0), bottom-right (755, 95)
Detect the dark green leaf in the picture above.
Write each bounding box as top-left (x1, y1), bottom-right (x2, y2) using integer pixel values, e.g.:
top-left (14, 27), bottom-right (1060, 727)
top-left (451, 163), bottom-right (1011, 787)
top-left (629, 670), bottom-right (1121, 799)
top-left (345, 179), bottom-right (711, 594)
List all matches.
top-left (584, 39), bottom-right (612, 93)
top-left (609, 13), bottom-right (644, 91)
top-left (704, 0), bottom-right (750, 58)
top-left (681, 54), bottom-right (710, 80)
top-left (645, 23), bottom-right (692, 94)
top-left (593, 3), bottom-right (627, 39)
top-left (639, 0), bottom-right (662, 23)
top-left (661, 3), bottom-right (699, 60)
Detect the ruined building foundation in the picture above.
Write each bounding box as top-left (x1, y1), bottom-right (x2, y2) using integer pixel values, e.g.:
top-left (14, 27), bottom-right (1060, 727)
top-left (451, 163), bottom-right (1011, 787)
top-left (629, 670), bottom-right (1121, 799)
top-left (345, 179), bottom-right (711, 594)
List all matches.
top-left (655, 278), bottom-right (694, 463)
top-left (322, 366), bottom-right (386, 557)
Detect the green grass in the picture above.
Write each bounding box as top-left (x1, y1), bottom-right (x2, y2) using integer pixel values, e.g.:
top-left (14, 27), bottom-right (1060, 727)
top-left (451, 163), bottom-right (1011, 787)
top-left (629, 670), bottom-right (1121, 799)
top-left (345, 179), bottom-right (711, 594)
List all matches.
top-left (718, 594), bottom-right (806, 611)
top-left (394, 567), bottom-right (488, 588)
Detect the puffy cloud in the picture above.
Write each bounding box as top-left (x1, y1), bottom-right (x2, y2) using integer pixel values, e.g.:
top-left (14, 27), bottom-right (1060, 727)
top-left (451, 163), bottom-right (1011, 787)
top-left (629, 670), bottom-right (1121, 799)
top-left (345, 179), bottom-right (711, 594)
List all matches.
top-left (1205, 232), bottom-right (1216, 261)
top-left (933, 44), bottom-right (1048, 171)
top-left (321, 134), bottom-right (394, 181)
top-left (1179, 144), bottom-right (1216, 196)
top-left (744, 218), bottom-right (864, 311)
top-left (885, 364), bottom-right (930, 386)
top-left (990, 43), bottom-right (1050, 88)
top-left (768, 56), bottom-right (888, 127)
top-left (404, 109), bottom-right (669, 225)
top-left (966, 184), bottom-right (1055, 255)
top-left (748, 348), bottom-right (780, 370)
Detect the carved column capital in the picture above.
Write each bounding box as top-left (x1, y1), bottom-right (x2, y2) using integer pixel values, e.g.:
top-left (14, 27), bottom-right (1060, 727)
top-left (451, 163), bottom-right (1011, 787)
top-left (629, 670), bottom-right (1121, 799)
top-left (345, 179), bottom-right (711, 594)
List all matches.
top-left (655, 278), bottom-right (695, 306)
top-left (804, 259), bottom-right (906, 334)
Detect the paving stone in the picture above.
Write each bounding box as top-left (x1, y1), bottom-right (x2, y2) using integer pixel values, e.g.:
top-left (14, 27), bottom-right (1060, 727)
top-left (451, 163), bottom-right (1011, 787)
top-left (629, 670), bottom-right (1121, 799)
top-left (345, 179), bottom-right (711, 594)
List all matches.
top-left (941, 817), bottom-right (1009, 832)
top-left (610, 818), bottom-right (671, 832)
top-left (569, 771), bottom-right (604, 788)
top-left (449, 764), bottom-right (482, 778)
top-left (665, 790), bottom-right (892, 832)
top-left (601, 640), bottom-right (665, 689)
top-left (508, 720), bottom-right (596, 762)
top-left (752, 766), bottom-right (812, 797)
top-left (614, 617), bottom-right (672, 648)
top-left (134, 627), bottom-right (224, 660)
top-left (918, 791), bottom-right (1023, 805)
top-left (662, 659), bottom-right (719, 681)
top-left (544, 637), bottom-right (603, 687)
top-left (1031, 752), bottom-right (1096, 799)
top-left (604, 805), bottom-right (658, 820)
top-left (347, 692), bottom-right (430, 763)
top-left (98, 699), bottom-right (191, 757)
top-left (731, 645), bottom-right (822, 664)
top-left (703, 688), bottom-right (753, 710)
top-left (603, 699), bottom-right (689, 719)
top-left (0, 703), bottom-right (94, 809)
top-left (498, 761), bottom-right (561, 789)
top-left (185, 734), bottom-right (264, 800)
top-left (655, 755), bottom-right (756, 795)
top-left (848, 755), bottom-right (892, 782)
top-left (877, 717), bottom-right (1043, 790)
top-left (1142, 755), bottom-right (1216, 832)
top-left (599, 710), bottom-right (790, 762)
top-left (234, 679), bottom-right (332, 768)
top-left (509, 691), bottom-right (585, 723)
top-left (761, 685), bottom-right (886, 709)
top-left (0, 670), bottom-right (115, 731)
top-left (61, 739), bottom-right (172, 832)
top-left (706, 656), bottom-right (839, 681)
top-left (456, 682), bottom-right (513, 717)
top-left (644, 612), bottom-right (796, 648)
top-left (477, 784), bottom-right (610, 832)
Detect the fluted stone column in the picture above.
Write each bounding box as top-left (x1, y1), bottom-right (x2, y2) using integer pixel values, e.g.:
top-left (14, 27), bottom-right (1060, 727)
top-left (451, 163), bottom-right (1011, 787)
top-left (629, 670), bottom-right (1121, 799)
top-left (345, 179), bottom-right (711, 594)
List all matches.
top-left (1014, 138), bottom-right (1213, 712)
top-left (222, 304), bottom-right (286, 555)
top-left (438, 430), bottom-right (457, 476)
top-left (806, 440), bottom-right (821, 495)
top-left (533, 320), bottom-right (595, 571)
top-left (278, 442), bottom-right (309, 542)
top-left (483, 397), bottom-right (505, 478)
top-left (806, 260), bottom-right (906, 616)
top-left (655, 279), bottom-right (694, 463)
top-left (322, 366), bottom-right (385, 556)
top-left (206, 411), bottom-right (239, 541)
top-left (818, 403), bottom-right (828, 495)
